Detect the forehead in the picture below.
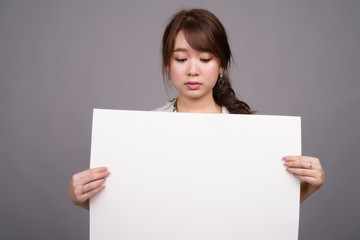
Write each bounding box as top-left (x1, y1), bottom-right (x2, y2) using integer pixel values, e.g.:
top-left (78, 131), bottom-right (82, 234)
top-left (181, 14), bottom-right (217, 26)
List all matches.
top-left (174, 31), bottom-right (191, 50)
top-left (173, 31), bottom-right (210, 55)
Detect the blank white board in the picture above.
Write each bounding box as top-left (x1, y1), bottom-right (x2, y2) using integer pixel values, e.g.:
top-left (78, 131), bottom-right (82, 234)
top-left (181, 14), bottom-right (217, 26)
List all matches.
top-left (90, 109), bottom-right (301, 240)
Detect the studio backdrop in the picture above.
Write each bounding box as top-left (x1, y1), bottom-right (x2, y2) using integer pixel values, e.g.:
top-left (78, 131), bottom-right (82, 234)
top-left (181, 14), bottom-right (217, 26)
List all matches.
top-left (0, 0), bottom-right (359, 239)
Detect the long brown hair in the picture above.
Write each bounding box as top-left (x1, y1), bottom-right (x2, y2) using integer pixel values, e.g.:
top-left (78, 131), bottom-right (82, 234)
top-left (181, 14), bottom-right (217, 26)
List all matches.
top-left (162, 8), bottom-right (253, 114)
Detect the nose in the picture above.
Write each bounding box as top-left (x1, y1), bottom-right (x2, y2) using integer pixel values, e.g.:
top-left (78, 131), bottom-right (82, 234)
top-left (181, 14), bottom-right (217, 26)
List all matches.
top-left (187, 59), bottom-right (199, 76)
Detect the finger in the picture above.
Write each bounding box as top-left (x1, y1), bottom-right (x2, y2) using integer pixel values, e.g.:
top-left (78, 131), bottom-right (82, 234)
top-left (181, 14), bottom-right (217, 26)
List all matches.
top-left (82, 178), bottom-right (106, 194)
top-left (291, 173), bottom-right (323, 188)
top-left (286, 167), bottom-right (315, 177)
top-left (79, 170), bottom-right (110, 185)
top-left (291, 174), bottom-right (317, 185)
top-left (81, 185), bottom-right (106, 202)
top-left (283, 156), bottom-right (318, 162)
top-left (75, 167), bottom-right (108, 179)
top-left (284, 160), bottom-right (317, 169)
top-left (283, 156), bottom-right (302, 161)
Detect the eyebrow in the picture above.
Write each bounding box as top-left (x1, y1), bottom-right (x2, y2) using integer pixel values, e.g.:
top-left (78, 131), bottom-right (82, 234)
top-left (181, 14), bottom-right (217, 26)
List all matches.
top-left (173, 48), bottom-right (213, 56)
top-left (173, 48), bottom-right (187, 52)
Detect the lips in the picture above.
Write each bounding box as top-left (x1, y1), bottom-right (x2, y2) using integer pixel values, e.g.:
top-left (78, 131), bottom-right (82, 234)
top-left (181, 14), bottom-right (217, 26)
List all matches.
top-left (185, 81), bottom-right (202, 90)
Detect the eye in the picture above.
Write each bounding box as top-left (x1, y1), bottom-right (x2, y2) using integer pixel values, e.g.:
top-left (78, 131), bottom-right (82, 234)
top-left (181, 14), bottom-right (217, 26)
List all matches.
top-left (175, 58), bottom-right (187, 62)
top-left (200, 58), bottom-right (212, 63)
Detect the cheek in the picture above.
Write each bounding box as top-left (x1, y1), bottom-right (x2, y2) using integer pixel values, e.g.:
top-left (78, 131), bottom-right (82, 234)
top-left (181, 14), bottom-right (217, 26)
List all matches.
top-left (205, 63), bottom-right (220, 81)
top-left (169, 63), bottom-right (184, 81)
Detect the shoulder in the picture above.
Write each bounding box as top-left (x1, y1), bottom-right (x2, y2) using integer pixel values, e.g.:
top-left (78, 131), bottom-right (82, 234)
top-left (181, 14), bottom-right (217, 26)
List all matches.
top-left (152, 97), bottom-right (177, 112)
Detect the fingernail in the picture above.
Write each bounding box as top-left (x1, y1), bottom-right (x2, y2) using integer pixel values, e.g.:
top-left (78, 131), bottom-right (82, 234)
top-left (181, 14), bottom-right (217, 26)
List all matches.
top-left (103, 167), bottom-right (108, 171)
top-left (102, 178), bottom-right (106, 182)
top-left (284, 162), bottom-right (289, 166)
top-left (282, 156), bottom-right (287, 160)
top-left (286, 168), bottom-right (291, 172)
top-left (106, 171), bottom-right (110, 176)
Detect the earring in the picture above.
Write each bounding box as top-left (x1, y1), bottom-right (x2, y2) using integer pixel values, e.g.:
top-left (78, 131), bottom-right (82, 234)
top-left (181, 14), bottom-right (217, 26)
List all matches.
top-left (218, 70), bottom-right (224, 88)
top-left (166, 72), bottom-right (171, 82)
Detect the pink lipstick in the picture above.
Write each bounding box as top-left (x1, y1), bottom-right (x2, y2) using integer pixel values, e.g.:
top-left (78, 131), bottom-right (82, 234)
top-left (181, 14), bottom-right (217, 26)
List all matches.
top-left (185, 81), bottom-right (201, 90)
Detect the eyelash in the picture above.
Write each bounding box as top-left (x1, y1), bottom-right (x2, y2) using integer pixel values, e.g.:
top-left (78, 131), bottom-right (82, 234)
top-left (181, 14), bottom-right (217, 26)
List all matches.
top-left (201, 58), bottom-right (212, 63)
top-left (175, 58), bottom-right (212, 63)
top-left (175, 58), bottom-right (186, 62)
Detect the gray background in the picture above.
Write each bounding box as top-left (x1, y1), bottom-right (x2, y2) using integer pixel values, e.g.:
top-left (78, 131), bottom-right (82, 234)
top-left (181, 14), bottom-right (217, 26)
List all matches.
top-left (0, 0), bottom-right (359, 239)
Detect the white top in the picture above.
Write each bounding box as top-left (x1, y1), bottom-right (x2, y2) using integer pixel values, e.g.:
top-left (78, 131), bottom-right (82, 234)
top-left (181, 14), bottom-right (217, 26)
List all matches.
top-left (153, 97), bottom-right (230, 114)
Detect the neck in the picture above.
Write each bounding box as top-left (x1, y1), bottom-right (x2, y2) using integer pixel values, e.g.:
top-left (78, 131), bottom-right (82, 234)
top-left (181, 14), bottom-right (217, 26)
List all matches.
top-left (176, 94), bottom-right (222, 113)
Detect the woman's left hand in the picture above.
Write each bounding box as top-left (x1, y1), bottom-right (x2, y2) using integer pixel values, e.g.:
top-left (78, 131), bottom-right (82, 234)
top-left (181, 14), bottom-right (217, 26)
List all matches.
top-left (283, 156), bottom-right (325, 190)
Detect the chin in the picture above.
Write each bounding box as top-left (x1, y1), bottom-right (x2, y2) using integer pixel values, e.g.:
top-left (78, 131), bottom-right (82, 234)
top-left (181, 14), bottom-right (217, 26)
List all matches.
top-left (181, 92), bottom-right (209, 100)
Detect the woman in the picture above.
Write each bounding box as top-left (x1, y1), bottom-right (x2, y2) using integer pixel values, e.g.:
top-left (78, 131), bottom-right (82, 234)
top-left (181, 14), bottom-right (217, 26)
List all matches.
top-left (68, 8), bottom-right (325, 210)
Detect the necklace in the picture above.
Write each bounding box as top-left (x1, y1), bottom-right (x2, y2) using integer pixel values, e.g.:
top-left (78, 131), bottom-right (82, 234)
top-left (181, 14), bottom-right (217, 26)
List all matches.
top-left (172, 96), bottom-right (226, 113)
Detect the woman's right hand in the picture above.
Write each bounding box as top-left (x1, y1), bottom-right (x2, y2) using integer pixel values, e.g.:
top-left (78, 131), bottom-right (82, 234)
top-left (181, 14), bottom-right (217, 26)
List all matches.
top-left (68, 167), bottom-right (110, 210)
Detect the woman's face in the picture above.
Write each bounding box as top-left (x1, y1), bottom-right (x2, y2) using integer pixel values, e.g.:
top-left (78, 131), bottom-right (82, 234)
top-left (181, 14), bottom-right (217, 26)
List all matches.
top-left (168, 31), bottom-right (222, 101)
